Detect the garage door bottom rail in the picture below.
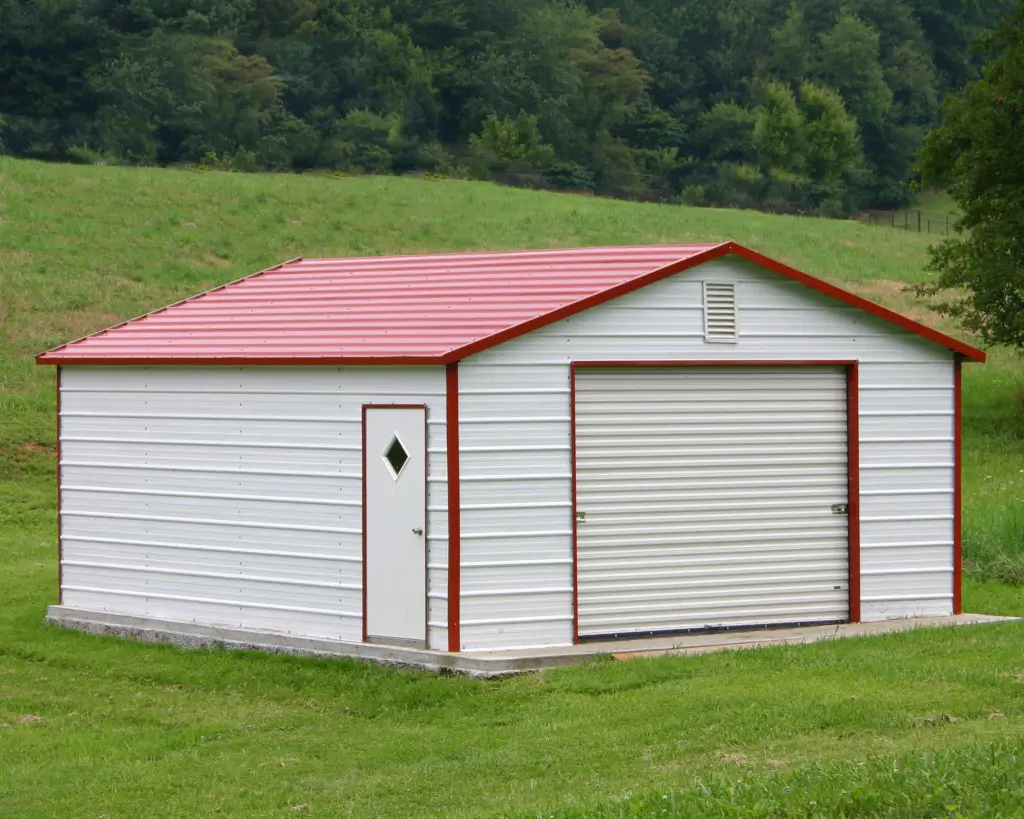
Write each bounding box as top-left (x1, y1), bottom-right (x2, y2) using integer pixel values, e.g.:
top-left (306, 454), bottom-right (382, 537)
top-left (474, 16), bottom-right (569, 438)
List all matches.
top-left (577, 618), bottom-right (848, 644)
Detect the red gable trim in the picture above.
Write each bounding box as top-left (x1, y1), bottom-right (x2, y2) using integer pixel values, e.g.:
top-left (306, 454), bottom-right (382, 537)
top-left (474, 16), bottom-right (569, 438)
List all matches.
top-left (443, 242), bottom-right (986, 363)
top-left (725, 243), bottom-right (986, 362)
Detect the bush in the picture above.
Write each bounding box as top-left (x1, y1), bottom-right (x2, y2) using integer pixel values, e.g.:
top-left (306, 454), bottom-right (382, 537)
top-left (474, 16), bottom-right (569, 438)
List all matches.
top-left (678, 185), bottom-right (707, 207)
top-left (544, 161), bottom-right (596, 191)
top-left (468, 113), bottom-right (555, 178)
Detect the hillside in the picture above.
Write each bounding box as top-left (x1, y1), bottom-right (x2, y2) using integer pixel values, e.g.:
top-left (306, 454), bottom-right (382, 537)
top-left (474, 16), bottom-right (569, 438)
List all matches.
top-left (0, 158), bottom-right (1022, 817)
top-left (1, 0), bottom-right (1013, 214)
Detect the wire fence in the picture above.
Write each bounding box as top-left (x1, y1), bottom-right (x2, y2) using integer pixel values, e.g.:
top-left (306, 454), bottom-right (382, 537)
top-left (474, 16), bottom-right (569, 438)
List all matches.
top-left (856, 209), bottom-right (956, 235)
top-left (491, 172), bottom-right (960, 233)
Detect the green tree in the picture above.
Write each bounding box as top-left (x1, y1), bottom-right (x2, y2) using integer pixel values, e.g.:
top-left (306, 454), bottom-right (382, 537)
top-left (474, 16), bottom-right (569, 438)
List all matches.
top-left (916, 2), bottom-right (1024, 349)
top-left (770, 4), bottom-right (812, 84)
top-left (798, 81), bottom-right (865, 211)
top-left (818, 13), bottom-right (893, 128)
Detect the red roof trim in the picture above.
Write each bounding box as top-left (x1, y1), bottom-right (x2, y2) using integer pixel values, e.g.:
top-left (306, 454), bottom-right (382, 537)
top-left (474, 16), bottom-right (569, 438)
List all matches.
top-left (724, 243), bottom-right (985, 362)
top-left (443, 242), bottom-right (985, 363)
top-left (35, 244), bottom-right (985, 365)
top-left (34, 355), bottom-right (444, 366)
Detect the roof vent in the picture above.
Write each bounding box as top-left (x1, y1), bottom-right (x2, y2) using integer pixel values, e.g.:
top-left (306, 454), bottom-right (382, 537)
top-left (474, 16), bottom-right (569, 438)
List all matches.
top-left (703, 282), bottom-right (738, 343)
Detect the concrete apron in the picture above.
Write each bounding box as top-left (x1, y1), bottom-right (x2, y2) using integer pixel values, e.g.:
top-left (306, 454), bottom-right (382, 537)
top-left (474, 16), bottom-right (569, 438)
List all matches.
top-left (45, 606), bottom-right (1016, 678)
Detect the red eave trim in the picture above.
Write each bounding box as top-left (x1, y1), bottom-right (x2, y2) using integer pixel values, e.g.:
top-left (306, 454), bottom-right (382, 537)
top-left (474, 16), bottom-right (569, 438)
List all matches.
top-left (36, 355), bottom-right (447, 367)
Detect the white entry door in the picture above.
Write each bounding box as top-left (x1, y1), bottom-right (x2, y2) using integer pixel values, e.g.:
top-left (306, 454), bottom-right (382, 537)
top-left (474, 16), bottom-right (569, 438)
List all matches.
top-left (364, 406), bottom-right (427, 646)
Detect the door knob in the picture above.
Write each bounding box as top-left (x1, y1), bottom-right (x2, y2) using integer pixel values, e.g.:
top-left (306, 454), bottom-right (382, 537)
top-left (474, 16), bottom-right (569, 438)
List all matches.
top-left (412, 527), bottom-right (424, 536)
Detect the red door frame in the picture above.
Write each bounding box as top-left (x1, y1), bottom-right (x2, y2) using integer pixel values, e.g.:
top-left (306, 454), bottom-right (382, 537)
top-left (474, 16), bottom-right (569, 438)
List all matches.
top-left (569, 360), bottom-right (862, 644)
top-left (361, 403), bottom-right (429, 645)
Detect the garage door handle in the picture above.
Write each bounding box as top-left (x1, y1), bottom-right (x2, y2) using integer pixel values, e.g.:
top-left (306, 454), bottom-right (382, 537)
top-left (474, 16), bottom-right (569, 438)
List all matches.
top-left (412, 527), bottom-right (424, 536)
top-left (831, 504), bottom-right (848, 515)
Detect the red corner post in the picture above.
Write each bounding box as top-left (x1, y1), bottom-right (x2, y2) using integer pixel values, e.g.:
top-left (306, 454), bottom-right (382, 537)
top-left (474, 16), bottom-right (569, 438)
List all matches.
top-left (446, 363), bottom-right (461, 652)
top-left (56, 366), bottom-right (63, 605)
top-left (953, 357), bottom-right (963, 614)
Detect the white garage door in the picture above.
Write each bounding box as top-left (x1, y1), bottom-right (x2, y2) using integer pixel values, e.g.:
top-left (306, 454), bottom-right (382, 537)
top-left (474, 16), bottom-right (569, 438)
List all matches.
top-left (575, 365), bottom-right (850, 638)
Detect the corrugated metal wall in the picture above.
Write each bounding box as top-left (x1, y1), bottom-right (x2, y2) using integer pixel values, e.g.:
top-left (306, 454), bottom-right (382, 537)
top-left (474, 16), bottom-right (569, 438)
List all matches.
top-left (58, 366), bottom-right (450, 649)
top-left (457, 258), bottom-right (955, 651)
top-left (575, 366), bottom-right (849, 637)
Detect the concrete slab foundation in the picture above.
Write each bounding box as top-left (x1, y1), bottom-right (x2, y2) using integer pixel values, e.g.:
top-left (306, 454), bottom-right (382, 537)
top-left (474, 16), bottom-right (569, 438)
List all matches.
top-left (45, 606), bottom-right (1018, 678)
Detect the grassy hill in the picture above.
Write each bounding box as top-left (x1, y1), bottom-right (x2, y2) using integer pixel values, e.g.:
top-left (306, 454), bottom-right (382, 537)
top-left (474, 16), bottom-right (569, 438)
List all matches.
top-left (1, 157), bottom-right (1022, 817)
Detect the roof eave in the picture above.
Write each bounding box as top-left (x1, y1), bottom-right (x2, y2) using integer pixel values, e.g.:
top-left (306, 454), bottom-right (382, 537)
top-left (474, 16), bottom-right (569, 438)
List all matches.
top-left (36, 354), bottom-right (449, 367)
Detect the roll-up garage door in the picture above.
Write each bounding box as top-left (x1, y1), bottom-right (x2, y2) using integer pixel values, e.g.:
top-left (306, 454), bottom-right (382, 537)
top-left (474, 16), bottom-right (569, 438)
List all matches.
top-left (574, 365), bottom-right (850, 639)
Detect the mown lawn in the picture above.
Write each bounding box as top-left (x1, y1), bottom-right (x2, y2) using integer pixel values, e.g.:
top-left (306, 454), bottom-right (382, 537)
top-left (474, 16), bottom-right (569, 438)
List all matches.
top-left (1, 157), bottom-right (1022, 817)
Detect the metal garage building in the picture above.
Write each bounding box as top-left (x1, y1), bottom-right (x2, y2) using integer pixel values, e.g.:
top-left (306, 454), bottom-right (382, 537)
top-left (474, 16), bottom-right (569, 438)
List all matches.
top-left (38, 243), bottom-right (986, 654)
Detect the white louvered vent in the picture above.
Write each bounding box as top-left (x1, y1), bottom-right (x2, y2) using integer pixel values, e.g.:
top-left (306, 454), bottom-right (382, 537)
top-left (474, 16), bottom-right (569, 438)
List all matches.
top-left (703, 281), bottom-right (738, 342)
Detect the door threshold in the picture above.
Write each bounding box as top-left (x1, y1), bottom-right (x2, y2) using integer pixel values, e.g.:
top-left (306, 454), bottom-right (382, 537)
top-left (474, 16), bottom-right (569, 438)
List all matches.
top-left (366, 635), bottom-right (427, 649)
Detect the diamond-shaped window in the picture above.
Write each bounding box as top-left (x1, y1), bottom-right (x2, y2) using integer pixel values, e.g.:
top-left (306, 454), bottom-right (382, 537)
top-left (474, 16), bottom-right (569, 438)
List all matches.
top-left (382, 434), bottom-right (410, 479)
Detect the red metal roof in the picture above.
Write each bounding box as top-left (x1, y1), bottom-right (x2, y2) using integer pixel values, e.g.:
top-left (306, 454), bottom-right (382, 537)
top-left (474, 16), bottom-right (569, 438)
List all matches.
top-left (36, 242), bottom-right (986, 365)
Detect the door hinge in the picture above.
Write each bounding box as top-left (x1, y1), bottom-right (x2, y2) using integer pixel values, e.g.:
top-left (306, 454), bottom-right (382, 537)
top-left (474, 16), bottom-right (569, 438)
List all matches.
top-left (831, 503), bottom-right (849, 515)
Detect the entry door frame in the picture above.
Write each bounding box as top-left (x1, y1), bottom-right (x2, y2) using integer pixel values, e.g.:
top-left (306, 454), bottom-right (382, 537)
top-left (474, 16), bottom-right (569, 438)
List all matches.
top-left (361, 403), bottom-right (429, 645)
top-left (569, 359), bottom-right (861, 644)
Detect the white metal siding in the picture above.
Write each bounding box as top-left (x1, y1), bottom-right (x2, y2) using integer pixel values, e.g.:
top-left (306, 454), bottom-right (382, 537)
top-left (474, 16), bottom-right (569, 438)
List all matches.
top-left (457, 259), bottom-right (955, 651)
top-left (575, 366), bottom-right (849, 637)
top-left (58, 366), bottom-right (449, 649)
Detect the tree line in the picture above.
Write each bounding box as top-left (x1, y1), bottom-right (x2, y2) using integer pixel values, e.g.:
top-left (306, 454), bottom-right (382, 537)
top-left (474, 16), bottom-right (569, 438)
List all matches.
top-left (0, 0), bottom-right (1012, 214)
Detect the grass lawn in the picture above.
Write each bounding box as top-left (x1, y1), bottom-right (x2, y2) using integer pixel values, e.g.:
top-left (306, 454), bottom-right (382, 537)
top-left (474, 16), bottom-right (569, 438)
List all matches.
top-left (1, 158), bottom-right (1022, 817)
top-left (913, 189), bottom-right (961, 216)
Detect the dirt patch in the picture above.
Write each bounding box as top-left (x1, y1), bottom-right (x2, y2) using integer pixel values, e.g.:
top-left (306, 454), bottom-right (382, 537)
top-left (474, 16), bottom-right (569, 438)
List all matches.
top-left (919, 714), bottom-right (962, 726)
top-left (25, 441), bottom-right (57, 457)
top-left (198, 252), bottom-right (232, 268)
top-left (716, 751), bottom-right (751, 766)
top-left (18, 714), bottom-right (44, 725)
top-left (846, 279), bottom-right (957, 330)
top-left (29, 308), bottom-right (126, 345)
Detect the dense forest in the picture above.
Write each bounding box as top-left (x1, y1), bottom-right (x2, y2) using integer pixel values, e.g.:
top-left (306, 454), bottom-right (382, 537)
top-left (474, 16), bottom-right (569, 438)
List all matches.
top-left (0, 0), bottom-right (1013, 212)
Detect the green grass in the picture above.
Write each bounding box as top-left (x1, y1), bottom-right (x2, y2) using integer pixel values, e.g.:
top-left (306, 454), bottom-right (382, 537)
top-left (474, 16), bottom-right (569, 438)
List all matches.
top-left (914, 189), bottom-right (961, 216)
top-left (1, 157), bottom-right (1022, 817)
top-left (527, 738), bottom-right (1024, 818)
